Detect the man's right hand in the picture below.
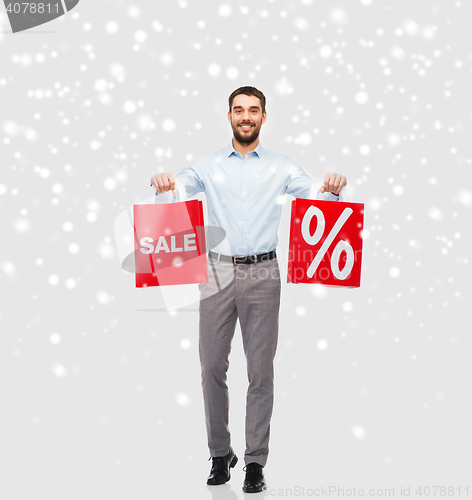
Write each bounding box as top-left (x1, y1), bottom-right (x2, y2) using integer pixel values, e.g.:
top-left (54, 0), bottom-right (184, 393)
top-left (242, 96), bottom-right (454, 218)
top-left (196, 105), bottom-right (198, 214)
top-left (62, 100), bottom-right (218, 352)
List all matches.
top-left (151, 172), bottom-right (178, 195)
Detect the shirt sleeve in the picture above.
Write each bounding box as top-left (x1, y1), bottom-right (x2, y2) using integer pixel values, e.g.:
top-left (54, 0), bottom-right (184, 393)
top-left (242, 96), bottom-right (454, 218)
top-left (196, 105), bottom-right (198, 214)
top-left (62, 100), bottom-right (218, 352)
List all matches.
top-left (284, 156), bottom-right (345, 202)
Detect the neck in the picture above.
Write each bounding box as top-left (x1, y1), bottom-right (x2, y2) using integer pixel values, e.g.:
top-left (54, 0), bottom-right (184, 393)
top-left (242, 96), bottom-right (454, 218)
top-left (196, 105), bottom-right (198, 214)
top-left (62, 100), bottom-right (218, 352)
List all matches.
top-left (232, 136), bottom-right (259, 158)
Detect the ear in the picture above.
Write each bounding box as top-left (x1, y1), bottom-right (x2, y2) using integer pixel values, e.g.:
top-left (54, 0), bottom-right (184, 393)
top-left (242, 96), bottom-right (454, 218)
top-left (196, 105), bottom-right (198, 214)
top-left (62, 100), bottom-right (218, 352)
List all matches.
top-left (227, 111), bottom-right (232, 124)
top-left (261, 111), bottom-right (267, 124)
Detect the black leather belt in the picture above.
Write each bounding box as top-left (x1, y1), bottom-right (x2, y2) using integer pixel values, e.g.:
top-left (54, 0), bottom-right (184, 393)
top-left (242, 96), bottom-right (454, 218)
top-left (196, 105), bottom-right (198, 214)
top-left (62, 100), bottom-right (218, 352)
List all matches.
top-left (209, 249), bottom-right (276, 265)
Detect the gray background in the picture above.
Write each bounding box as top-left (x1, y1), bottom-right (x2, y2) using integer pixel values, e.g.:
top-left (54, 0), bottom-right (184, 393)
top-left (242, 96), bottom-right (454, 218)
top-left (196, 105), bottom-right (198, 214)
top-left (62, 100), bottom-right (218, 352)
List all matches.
top-left (0, 0), bottom-right (471, 499)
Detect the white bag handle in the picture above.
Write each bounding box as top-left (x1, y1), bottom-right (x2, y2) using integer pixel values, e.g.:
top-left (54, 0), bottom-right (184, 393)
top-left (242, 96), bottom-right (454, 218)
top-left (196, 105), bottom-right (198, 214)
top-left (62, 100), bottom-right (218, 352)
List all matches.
top-left (174, 178), bottom-right (188, 202)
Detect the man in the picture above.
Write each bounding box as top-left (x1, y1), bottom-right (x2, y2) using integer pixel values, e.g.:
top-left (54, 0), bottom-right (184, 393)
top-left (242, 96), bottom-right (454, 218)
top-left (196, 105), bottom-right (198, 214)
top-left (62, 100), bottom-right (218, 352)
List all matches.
top-left (150, 86), bottom-right (347, 493)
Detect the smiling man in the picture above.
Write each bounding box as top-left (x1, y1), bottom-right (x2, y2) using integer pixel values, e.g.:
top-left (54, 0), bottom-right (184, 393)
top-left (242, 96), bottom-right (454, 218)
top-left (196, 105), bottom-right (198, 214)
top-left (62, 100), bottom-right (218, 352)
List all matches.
top-left (150, 86), bottom-right (347, 493)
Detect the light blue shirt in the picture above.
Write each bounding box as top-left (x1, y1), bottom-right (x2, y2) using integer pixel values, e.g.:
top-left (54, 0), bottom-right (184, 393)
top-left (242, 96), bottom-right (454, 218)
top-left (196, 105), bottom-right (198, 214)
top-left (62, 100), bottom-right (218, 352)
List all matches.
top-left (150, 140), bottom-right (343, 256)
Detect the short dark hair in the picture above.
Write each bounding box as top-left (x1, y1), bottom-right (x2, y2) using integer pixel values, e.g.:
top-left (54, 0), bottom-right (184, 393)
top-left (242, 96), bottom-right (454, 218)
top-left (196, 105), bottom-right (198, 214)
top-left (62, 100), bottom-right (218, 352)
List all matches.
top-left (228, 86), bottom-right (266, 114)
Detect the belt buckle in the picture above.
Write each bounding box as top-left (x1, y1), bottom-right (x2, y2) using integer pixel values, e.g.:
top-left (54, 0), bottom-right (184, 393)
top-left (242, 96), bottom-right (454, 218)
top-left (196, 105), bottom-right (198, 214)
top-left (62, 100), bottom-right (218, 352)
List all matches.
top-left (233, 255), bottom-right (245, 264)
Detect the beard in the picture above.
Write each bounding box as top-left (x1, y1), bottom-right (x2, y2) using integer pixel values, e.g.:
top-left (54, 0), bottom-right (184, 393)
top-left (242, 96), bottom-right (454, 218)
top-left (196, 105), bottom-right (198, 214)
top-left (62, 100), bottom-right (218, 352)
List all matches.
top-left (231, 119), bottom-right (262, 145)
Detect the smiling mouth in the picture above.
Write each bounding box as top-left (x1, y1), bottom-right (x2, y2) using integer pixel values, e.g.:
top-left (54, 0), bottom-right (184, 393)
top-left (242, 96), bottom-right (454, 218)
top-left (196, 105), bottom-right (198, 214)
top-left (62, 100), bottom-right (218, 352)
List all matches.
top-left (240, 125), bottom-right (254, 131)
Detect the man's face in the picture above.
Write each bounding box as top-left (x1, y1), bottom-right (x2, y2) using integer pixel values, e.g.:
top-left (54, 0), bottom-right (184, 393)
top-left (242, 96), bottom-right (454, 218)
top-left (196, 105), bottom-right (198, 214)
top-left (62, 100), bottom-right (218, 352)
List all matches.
top-left (228, 94), bottom-right (267, 145)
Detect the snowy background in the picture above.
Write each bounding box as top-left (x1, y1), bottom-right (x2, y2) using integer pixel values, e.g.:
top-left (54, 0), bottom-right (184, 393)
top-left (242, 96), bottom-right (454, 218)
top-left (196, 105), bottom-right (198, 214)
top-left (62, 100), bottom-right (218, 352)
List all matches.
top-left (1, 0), bottom-right (471, 499)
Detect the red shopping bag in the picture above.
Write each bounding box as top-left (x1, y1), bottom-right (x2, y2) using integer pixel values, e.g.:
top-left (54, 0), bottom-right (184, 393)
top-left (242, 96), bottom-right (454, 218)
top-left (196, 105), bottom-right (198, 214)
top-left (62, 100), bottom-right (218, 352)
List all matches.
top-left (288, 199), bottom-right (364, 287)
top-left (133, 200), bottom-right (208, 287)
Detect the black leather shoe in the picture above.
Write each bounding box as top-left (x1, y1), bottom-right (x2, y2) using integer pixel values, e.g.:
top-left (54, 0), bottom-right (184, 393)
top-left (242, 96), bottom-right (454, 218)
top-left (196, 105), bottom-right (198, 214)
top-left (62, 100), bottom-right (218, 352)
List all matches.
top-left (242, 462), bottom-right (266, 493)
top-left (207, 446), bottom-right (238, 485)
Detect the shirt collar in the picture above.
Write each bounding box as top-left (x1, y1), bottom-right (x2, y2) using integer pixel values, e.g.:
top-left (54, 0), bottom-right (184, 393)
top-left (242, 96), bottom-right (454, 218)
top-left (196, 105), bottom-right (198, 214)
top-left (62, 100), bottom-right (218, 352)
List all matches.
top-left (226, 138), bottom-right (264, 158)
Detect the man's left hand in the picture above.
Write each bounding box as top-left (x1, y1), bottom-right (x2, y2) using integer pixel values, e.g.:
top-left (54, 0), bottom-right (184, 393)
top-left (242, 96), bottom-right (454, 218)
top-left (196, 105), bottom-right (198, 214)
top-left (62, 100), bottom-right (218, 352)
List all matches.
top-left (320, 172), bottom-right (347, 196)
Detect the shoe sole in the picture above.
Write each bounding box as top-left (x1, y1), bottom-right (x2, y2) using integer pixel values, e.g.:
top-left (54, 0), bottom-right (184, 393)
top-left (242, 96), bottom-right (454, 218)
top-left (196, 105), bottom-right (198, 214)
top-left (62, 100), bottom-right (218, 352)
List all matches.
top-left (207, 454), bottom-right (238, 485)
top-left (242, 484), bottom-right (267, 493)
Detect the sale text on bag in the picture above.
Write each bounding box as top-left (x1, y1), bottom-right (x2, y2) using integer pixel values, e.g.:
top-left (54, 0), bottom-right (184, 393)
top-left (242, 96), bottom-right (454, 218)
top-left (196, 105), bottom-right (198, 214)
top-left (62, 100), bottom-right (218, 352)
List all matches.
top-left (139, 234), bottom-right (197, 254)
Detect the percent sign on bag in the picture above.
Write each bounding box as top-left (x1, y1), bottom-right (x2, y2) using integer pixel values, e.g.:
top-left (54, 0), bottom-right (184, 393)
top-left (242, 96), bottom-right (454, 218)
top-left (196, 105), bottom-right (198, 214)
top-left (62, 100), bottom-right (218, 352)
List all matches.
top-left (287, 199), bottom-right (364, 287)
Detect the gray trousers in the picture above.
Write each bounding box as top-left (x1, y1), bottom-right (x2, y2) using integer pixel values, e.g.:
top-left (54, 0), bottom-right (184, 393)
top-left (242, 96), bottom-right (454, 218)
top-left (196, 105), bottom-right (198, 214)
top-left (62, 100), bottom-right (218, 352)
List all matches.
top-left (198, 253), bottom-right (281, 467)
